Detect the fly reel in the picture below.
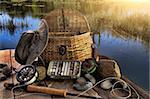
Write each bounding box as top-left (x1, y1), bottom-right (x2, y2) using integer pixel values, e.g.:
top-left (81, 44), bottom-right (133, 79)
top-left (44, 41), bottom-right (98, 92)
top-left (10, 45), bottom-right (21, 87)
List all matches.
top-left (16, 65), bottom-right (38, 85)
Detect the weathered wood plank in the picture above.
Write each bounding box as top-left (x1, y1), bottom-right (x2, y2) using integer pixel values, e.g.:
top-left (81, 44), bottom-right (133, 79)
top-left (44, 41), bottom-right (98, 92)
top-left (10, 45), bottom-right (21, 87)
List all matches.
top-left (16, 93), bottom-right (52, 99)
top-left (0, 49), bottom-right (149, 99)
top-left (0, 49), bottom-right (20, 69)
top-left (0, 80), bottom-right (14, 99)
top-left (122, 76), bottom-right (149, 99)
top-left (0, 49), bottom-right (100, 99)
top-left (45, 79), bottom-right (99, 97)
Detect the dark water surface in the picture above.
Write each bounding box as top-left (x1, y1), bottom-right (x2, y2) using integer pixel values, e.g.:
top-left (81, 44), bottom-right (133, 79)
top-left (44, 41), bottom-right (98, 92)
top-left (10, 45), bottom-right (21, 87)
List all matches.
top-left (94, 31), bottom-right (149, 90)
top-left (0, 13), bottom-right (40, 49)
top-left (0, 1), bottom-right (149, 91)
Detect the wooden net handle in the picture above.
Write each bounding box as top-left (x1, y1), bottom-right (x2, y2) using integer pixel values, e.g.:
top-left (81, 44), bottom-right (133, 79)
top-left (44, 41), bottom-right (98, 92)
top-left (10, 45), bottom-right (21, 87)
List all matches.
top-left (27, 85), bottom-right (67, 97)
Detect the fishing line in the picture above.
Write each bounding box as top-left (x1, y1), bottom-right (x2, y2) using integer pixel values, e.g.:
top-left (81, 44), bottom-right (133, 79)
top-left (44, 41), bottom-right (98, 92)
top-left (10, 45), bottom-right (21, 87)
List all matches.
top-left (110, 80), bottom-right (131, 99)
top-left (76, 77), bottom-right (139, 99)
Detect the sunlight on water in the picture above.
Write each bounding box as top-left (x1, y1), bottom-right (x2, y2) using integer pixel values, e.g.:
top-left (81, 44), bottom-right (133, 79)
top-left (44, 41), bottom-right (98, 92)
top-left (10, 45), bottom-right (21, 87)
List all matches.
top-left (0, 0), bottom-right (149, 91)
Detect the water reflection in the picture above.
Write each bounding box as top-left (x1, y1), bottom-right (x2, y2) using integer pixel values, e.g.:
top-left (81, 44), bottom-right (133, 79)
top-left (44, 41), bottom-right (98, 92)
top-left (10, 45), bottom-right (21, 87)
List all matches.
top-left (0, 14), bottom-right (40, 49)
top-left (94, 30), bottom-right (149, 90)
top-left (0, 1), bottom-right (54, 17)
top-left (0, 1), bottom-right (55, 49)
top-left (0, 0), bottom-right (149, 90)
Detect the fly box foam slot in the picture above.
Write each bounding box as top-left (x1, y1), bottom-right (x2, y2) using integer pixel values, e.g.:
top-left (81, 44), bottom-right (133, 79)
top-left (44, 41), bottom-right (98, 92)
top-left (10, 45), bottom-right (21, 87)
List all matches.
top-left (47, 61), bottom-right (81, 79)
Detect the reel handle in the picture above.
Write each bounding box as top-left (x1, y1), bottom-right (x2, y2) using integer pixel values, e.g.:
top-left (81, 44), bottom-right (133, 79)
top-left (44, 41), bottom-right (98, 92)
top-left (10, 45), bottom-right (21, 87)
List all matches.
top-left (27, 85), bottom-right (67, 97)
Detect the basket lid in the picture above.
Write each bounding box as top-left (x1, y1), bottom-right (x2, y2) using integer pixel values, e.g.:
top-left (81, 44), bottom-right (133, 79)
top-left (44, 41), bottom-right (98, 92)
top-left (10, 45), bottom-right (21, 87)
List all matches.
top-left (43, 9), bottom-right (90, 33)
top-left (15, 19), bottom-right (49, 65)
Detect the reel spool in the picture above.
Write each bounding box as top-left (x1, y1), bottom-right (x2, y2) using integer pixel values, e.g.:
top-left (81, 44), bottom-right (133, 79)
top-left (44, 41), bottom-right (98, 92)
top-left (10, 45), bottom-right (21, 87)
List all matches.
top-left (16, 65), bottom-right (38, 85)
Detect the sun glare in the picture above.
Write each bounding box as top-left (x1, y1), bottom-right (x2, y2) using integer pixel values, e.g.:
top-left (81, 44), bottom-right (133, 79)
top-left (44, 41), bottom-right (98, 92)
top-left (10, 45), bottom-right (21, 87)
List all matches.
top-left (131, 0), bottom-right (148, 2)
top-left (111, 0), bottom-right (150, 3)
top-left (132, 0), bottom-right (141, 2)
top-left (130, 0), bottom-right (149, 2)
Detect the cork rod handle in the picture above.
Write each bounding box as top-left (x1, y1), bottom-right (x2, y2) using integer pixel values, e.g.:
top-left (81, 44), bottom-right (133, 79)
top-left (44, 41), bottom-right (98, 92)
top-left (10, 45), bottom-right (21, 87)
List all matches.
top-left (27, 85), bottom-right (67, 97)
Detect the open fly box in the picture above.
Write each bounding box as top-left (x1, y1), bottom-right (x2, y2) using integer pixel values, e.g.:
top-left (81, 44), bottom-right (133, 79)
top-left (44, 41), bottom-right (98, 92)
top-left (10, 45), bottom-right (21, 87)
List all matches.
top-left (47, 60), bottom-right (81, 79)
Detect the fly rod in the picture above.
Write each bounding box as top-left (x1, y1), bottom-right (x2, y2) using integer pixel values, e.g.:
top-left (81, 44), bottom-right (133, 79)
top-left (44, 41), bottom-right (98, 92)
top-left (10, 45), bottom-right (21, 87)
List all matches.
top-left (27, 85), bottom-right (103, 99)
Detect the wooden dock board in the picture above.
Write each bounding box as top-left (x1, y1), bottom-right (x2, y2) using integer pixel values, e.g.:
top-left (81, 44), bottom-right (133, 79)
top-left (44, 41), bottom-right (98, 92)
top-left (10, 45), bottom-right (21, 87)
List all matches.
top-left (0, 49), bottom-right (149, 99)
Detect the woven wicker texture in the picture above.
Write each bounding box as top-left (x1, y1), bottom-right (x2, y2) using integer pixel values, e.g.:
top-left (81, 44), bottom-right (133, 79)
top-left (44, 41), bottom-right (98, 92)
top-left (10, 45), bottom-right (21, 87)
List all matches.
top-left (43, 9), bottom-right (90, 32)
top-left (41, 9), bottom-right (93, 62)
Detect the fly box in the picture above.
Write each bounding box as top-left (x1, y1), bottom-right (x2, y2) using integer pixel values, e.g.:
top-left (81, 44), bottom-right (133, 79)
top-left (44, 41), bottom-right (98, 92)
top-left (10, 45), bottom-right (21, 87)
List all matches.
top-left (47, 61), bottom-right (81, 79)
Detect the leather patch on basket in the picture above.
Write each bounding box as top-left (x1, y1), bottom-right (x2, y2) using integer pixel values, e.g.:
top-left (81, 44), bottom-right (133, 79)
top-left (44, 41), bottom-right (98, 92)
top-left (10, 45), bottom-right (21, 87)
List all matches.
top-left (58, 45), bottom-right (67, 56)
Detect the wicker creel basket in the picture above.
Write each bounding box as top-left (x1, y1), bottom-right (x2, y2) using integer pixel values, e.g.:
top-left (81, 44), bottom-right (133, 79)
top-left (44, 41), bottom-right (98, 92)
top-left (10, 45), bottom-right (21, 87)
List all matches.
top-left (41, 9), bottom-right (93, 63)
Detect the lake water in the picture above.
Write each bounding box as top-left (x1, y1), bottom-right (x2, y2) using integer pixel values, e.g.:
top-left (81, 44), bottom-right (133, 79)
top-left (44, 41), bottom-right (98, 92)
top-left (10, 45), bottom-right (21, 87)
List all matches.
top-left (94, 31), bottom-right (149, 91)
top-left (0, 1), bottom-right (149, 91)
